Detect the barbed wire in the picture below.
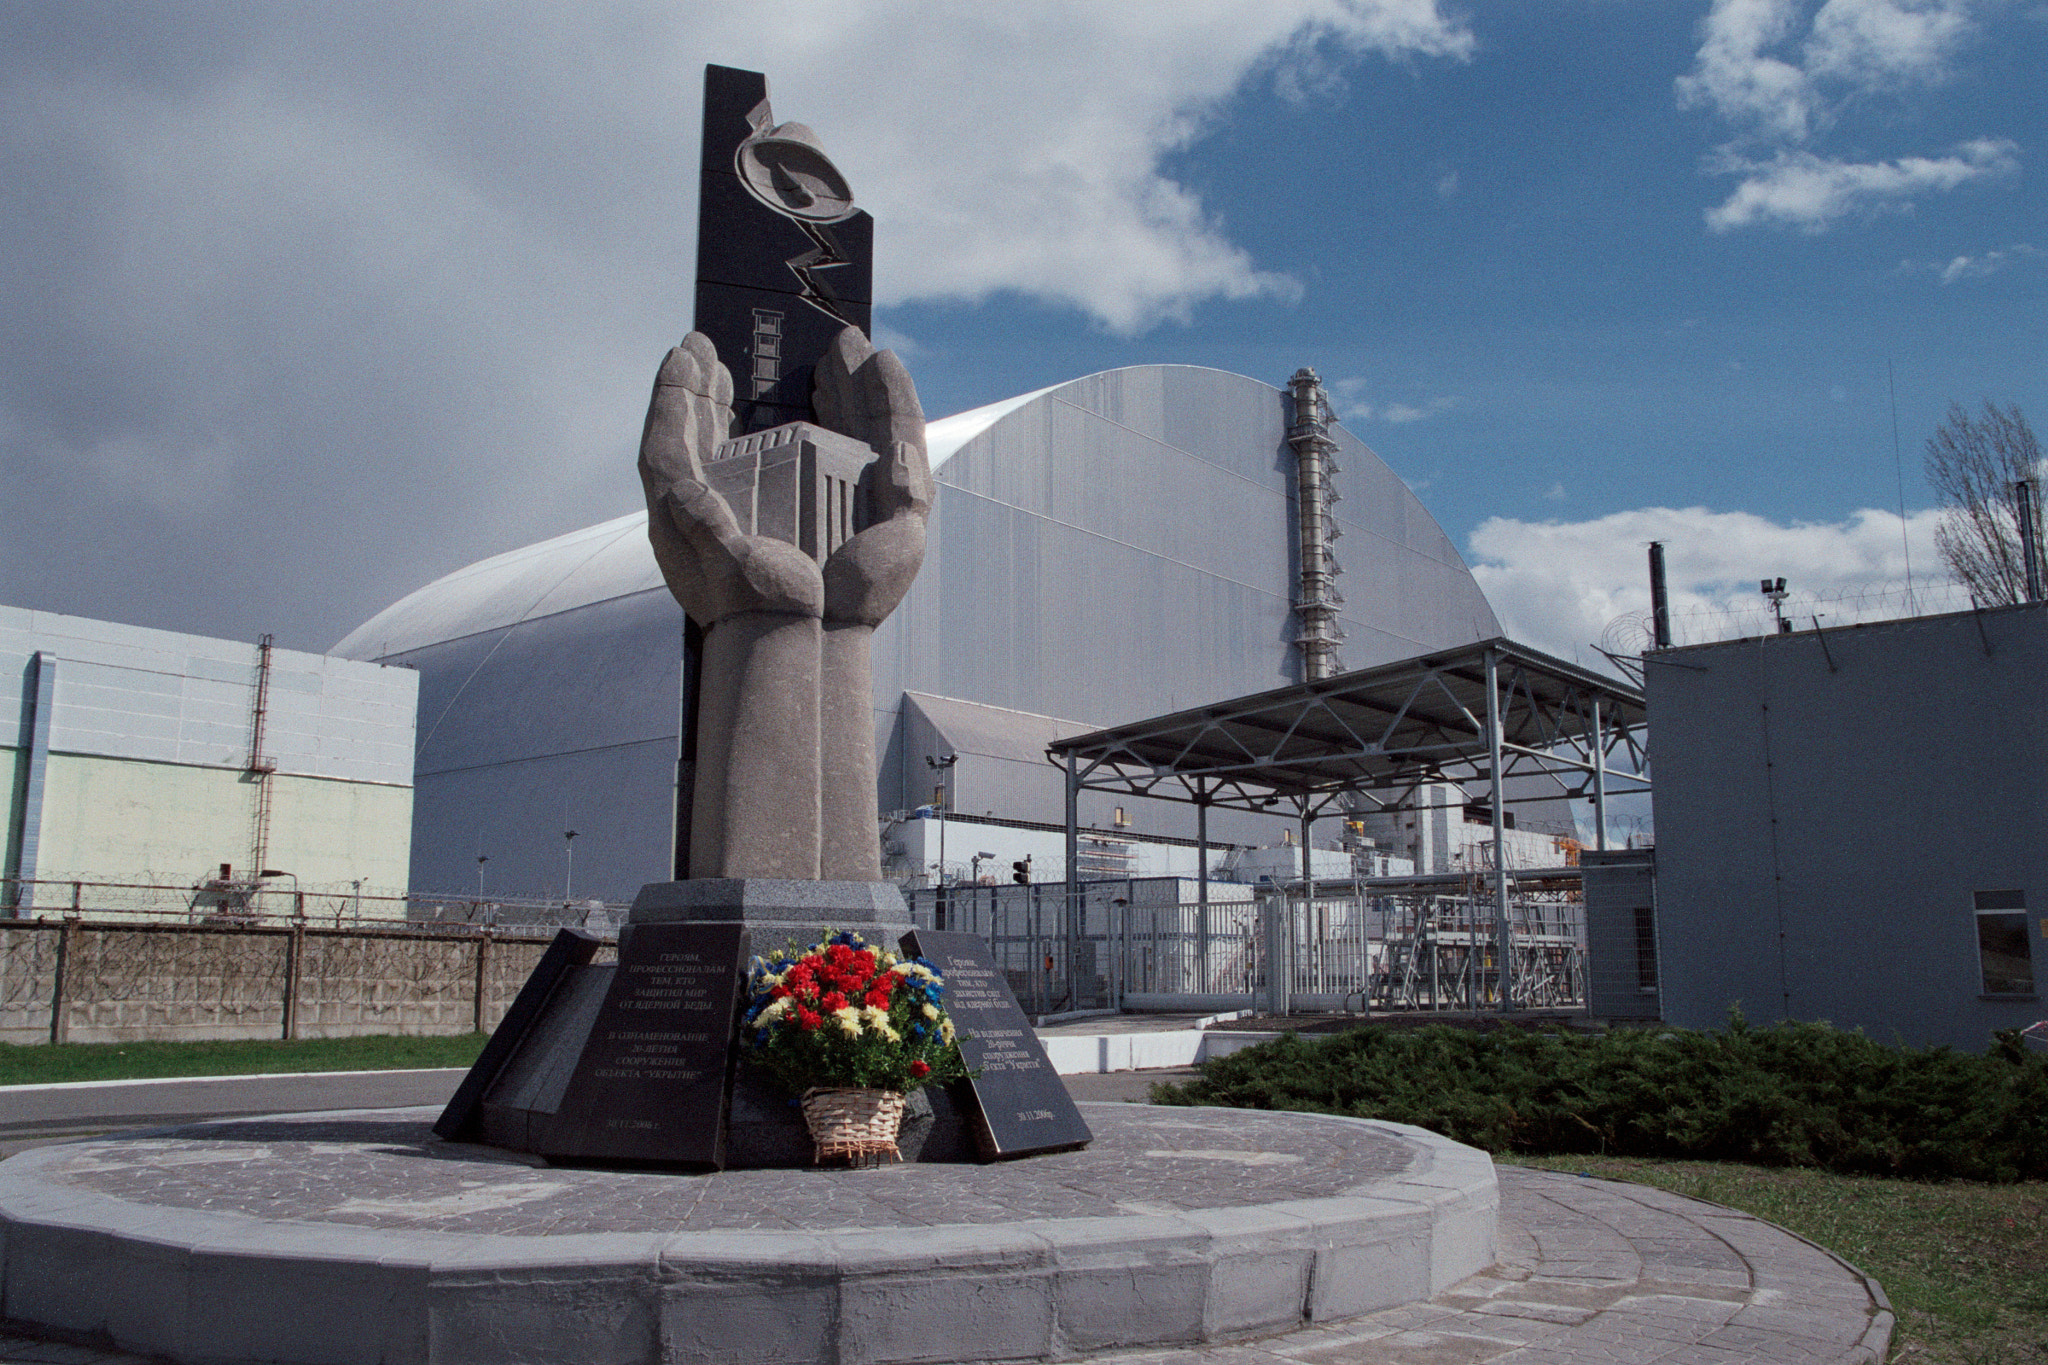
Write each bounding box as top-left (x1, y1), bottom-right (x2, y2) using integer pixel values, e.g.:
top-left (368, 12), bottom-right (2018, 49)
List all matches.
top-left (2, 877), bottom-right (628, 932)
top-left (1604, 578), bottom-right (1980, 651)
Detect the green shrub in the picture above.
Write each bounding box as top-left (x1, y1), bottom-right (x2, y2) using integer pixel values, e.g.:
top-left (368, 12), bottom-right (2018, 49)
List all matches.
top-left (1151, 1015), bottom-right (2048, 1182)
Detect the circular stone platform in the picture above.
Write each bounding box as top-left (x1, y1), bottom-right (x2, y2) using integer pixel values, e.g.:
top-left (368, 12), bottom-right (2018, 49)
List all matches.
top-left (0, 1102), bottom-right (1497, 1365)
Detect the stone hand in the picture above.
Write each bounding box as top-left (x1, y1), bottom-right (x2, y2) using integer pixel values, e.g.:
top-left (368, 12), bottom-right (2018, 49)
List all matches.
top-left (638, 333), bottom-right (824, 623)
top-left (811, 327), bottom-right (934, 627)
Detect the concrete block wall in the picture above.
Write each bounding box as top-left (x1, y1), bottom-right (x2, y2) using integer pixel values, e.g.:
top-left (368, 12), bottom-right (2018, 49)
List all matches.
top-left (0, 921), bottom-right (552, 1045)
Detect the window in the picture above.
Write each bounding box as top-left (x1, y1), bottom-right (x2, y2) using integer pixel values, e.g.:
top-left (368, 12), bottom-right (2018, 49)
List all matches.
top-left (1974, 889), bottom-right (2034, 996)
top-left (1633, 905), bottom-right (1658, 993)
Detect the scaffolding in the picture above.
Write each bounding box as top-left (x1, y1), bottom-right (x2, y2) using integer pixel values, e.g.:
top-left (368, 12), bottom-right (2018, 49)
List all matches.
top-left (1050, 638), bottom-right (1646, 1014)
top-left (1366, 870), bottom-right (1585, 1011)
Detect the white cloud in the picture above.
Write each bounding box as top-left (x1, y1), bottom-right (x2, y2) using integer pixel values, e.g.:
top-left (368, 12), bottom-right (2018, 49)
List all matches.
top-left (727, 1), bottom-right (1476, 332)
top-left (1329, 379), bottom-right (1453, 424)
top-left (1704, 139), bottom-right (2017, 231)
top-left (1677, 0), bottom-right (1818, 140)
top-left (1466, 503), bottom-right (1952, 664)
top-left (1938, 242), bottom-right (2041, 282)
top-left (1435, 169), bottom-right (1459, 198)
top-left (1677, 0), bottom-right (2012, 232)
top-left (1805, 0), bottom-right (1975, 86)
top-left (0, 1), bottom-right (1475, 646)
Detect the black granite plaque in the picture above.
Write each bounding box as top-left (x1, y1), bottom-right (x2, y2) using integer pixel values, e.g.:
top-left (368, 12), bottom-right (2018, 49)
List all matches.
top-left (694, 64), bottom-right (874, 435)
top-left (539, 922), bottom-right (746, 1168)
top-left (901, 930), bottom-right (1092, 1159)
top-left (434, 927), bottom-right (602, 1142)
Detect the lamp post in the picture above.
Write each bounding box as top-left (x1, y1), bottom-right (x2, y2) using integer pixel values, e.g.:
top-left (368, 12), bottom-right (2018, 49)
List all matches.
top-left (476, 854), bottom-right (488, 903)
top-left (564, 830), bottom-right (578, 903)
top-left (924, 753), bottom-right (958, 885)
top-left (1760, 576), bottom-right (1790, 633)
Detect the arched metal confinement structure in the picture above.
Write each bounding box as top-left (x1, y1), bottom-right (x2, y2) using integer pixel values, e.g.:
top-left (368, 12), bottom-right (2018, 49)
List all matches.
top-left (1046, 638), bottom-right (1651, 1015)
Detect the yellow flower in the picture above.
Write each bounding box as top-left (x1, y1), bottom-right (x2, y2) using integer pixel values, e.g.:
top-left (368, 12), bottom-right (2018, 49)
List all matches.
top-left (922, 1003), bottom-right (940, 1021)
top-left (939, 1018), bottom-right (956, 1044)
top-left (833, 1007), bottom-right (863, 1038)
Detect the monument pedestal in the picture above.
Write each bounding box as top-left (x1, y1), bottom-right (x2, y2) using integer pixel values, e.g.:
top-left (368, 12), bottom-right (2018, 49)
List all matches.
top-left (437, 879), bottom-right (987, 1169)
top-left (628, 876), bottom-right (925, 946)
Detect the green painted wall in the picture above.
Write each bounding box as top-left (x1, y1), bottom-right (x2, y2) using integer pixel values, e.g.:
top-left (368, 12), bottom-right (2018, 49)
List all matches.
top-left (19, 752), bottom-right (410, 907)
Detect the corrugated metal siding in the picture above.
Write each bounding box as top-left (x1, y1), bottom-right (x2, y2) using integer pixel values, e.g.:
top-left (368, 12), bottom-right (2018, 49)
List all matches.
top-left (1650, 604), bottom-right (2048, 1051)
top-left (336, 364), bottom-right (1504, 900)
top-left (1, 605), bottom-right (416, 787)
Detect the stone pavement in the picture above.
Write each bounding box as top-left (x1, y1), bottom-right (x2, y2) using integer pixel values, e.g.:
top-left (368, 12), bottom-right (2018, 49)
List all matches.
top-left (1091, 1167), bottom-right (1893, 1365)
top-left (0, 1162), bottom-right (1888, 1365)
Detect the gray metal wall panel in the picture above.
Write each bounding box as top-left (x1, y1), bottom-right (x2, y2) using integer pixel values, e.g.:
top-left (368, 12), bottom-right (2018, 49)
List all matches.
top-left (1, 607), bottom-right (417, 786)
top-left (408, 737), bottom-right (678, 900)
top-left (1583, 849), bottom-right (1661, 1021)
top-left (349, 364), bottom-right (1505, 900)
top-left (1650, 604), bottom-right (2048, 1051)
top-left (403, 590), bottom-right (682, 777)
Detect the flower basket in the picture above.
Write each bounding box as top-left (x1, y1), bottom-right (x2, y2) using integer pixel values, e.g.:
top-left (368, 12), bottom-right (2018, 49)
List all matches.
top-left (800, 1086), bottom-right (907, 1165)
top-left (739, 932), bottom-right (970, 1166)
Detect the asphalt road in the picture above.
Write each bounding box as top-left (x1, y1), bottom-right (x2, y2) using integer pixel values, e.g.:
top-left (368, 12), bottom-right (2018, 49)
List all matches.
top-left (0, 1068), bottom-right (470, 1156)
top-left (0, 1065), bottom-right (1199, 1157)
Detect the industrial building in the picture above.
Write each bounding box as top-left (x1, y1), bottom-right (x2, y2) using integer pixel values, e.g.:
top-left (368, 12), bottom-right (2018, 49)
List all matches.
top-left (336, 363), bottom-right (1571, 902)
top-left (2, 606), bottom-right (417, 915)
top-left (1644, 600), bottom-right (2047, 1051)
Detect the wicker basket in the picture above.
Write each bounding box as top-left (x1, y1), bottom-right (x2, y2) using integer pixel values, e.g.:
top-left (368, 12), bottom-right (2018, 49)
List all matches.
top-left (800, 1087), bottom-right (907, 1165)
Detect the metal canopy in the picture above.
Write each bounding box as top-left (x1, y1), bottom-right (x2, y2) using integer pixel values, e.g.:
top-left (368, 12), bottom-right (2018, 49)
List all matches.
top-left (1046, 637), bottom-right (1649, 820)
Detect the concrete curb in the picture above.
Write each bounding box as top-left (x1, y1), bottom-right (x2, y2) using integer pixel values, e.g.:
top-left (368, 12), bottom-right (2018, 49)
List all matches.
top-left (0, 1104), bottom-right (1496, 1365)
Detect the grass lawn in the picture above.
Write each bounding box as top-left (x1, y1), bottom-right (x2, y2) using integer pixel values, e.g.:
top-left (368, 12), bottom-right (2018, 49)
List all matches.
top-left (1507, 1153), bottom-right (2048, 1365)
top-left (0, 1033), bottom-right (489, 1087)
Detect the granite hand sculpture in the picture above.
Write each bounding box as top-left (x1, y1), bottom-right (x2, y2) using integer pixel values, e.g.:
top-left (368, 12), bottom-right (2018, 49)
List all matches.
top-left (639, 326), bottom-right (931, 882)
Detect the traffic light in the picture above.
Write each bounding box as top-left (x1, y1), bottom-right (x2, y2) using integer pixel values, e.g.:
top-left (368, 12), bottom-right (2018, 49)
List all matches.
top-left (1011, 856), bottom-right (1032, 885)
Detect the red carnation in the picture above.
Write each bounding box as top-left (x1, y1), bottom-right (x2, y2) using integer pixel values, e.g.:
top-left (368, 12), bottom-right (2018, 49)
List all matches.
top-left (909, 1060), bottom-right (931, 1078)
top-left (796, 1007), bottom-right (822, 1031)
top-left (865, 986), bottom-right (892, 1009)
top-left (823, 991), bottom-right (848, 1012)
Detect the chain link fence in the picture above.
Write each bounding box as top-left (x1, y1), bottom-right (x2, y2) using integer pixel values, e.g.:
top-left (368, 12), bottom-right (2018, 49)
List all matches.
top-left (908, 875), bottom-right (1588, 1018)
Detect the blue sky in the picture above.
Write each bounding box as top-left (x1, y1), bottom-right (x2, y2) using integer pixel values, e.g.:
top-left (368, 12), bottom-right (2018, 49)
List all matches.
top-left (2, 1), bottom-right (2042, 661)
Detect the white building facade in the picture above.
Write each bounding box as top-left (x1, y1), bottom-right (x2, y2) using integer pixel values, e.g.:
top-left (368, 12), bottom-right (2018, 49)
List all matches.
top-left (3, 606), bottom-right (417, 913)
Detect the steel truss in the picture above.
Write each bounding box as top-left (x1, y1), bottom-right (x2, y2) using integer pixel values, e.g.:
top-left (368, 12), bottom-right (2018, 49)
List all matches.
top-left (1048, 638), bottom-right (1648, 1012)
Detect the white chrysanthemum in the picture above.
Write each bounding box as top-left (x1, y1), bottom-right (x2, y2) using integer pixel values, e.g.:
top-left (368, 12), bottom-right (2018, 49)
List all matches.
top-left (922, 1003), bottom-right (940, 1021)
top-left (758, 998), bottom-right (791, 1023)
top-left (939, 1018), bottom-right (956, 1044)
top-left (833, 1007), bottom-right (863, 1038)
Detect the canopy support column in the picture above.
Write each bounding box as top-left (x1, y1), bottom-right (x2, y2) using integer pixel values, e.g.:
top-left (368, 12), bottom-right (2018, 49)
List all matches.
top-left (1485, 646), bottom-right (1512, 1013)
top-left (1592, 696), bottom-right (1609, 852)
top-left (1065, 750), bottom-right (1081, 1011)
top-left (1196, 794), bottom-right (1211, 994)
